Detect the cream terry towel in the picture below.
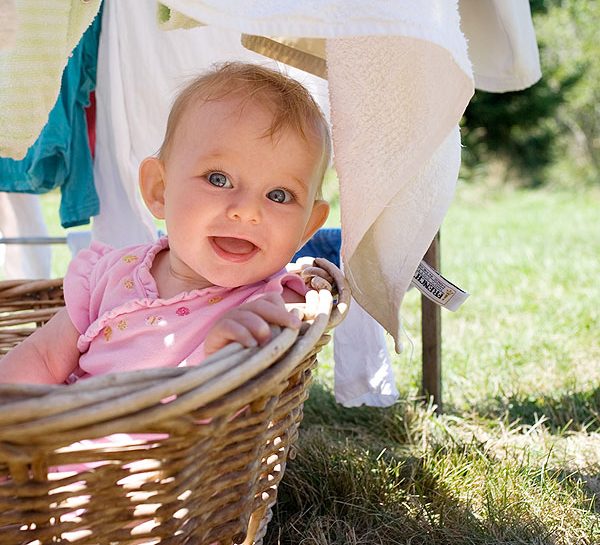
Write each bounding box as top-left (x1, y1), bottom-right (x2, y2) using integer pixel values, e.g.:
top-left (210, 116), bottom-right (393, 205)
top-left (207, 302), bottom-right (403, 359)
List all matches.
top-left (327, 36), bottom-right (469, 349)
top-left (0, 0), bottom-right (101, 159)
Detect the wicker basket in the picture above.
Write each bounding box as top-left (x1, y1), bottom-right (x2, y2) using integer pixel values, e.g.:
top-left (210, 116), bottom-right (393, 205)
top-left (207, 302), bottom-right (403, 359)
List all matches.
top-left (0, 259), bottom-right (349, 545)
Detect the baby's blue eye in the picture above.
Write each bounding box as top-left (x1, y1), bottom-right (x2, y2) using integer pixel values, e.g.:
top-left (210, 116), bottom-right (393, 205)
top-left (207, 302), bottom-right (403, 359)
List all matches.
top-left (208, 172), bottom-right (232, 188)
top-left (267, 188), bottom-right (293, 203)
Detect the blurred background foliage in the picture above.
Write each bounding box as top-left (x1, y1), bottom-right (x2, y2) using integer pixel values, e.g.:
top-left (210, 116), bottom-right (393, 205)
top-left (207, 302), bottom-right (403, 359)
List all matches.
top-left (460, 0), bottom-right (600, 188)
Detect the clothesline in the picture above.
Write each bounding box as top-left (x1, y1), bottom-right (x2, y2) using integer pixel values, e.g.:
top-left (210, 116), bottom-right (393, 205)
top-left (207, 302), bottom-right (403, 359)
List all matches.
top-left (0, 237), bottom-right (67, 245)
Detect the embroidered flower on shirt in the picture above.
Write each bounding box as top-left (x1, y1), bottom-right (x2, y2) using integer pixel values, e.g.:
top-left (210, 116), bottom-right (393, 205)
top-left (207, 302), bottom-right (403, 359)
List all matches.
top-left (117, 320), bottom-right (128, 331)
top-left (103, 326), bottom-right (113, 341)
top-left (122, 255), bottom-right (138, 263)
top-left (123, 278), bottom-right (134, 290)
top-left (208, 296), bottom-right (223, 305)
top-left (146, 315), bottom-right (166, 327)
top-left (176, 306), bottom-right (190, 316)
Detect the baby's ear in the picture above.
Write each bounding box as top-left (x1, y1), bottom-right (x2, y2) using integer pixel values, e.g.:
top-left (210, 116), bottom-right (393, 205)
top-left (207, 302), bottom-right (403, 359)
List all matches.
top-left (300, 199), bottom-right (330, 247)
top-left (139, 157), bottom-right (166, 219)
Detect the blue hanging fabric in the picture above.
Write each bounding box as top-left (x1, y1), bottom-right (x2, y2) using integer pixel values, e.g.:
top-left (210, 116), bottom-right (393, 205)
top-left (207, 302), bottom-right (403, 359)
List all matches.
top-left (293, 228), bottom-right (341, 267)
top-left (0, 5), bottom-right (103, 228)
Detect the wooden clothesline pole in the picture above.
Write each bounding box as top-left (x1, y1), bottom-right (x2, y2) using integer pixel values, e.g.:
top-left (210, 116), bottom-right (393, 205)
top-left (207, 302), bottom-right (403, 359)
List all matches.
top-left (421, 231), bottom-right (442, 413)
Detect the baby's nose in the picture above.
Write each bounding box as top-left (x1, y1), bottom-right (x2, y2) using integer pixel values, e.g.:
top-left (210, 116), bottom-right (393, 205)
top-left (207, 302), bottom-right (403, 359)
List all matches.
top-left (226, 195), bottom-right (262, 224)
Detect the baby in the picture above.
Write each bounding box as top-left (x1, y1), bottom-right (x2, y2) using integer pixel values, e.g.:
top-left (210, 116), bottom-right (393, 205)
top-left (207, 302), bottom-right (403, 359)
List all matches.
top-left (0, 62), bottom-right (331, 384)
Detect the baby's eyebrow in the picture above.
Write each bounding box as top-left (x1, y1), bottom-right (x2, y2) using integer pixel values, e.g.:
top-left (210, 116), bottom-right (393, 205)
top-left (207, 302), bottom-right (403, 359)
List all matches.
top-left (200, 150), bottom-right (226, 161)
top-left (289, 175), bottom-right (310, 190)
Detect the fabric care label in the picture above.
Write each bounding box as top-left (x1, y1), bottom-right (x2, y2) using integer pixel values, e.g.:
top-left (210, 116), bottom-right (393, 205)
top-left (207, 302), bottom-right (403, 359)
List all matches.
top-left (411, 260), bottom-right (469, 311)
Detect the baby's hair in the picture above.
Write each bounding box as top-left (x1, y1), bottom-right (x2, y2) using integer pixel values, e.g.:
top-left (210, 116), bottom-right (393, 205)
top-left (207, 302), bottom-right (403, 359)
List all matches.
top-left (158, 62), bottom-right (331, 197)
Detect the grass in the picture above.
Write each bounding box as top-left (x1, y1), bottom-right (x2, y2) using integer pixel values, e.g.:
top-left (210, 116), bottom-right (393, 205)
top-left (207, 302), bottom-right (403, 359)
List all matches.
top-left (35, 181), bottom-right (600, 544)
top-left (267, 182), bottom-right (600, 544)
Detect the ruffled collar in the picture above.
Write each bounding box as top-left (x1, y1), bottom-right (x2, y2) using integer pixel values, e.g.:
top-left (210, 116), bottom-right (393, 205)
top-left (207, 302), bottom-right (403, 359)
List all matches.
top-left (133, 236), bottom-right (285, 303)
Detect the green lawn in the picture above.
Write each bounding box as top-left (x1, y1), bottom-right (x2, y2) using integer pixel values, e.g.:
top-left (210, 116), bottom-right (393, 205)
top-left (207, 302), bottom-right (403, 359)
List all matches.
top-left (36, 182), bottom-right (600, 544)
top-left (274, 183), bottom-right (600, 545)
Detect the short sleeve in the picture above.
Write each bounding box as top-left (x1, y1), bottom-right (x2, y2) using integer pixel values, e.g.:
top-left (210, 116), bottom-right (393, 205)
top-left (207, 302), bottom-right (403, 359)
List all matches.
top-left (63, 241), bottom-right (113, 334)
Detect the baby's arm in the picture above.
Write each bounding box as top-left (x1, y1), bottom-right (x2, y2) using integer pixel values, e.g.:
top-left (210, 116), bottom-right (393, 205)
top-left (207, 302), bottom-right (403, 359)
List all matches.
top-left (0, 308), bottom-right (81, 384)
top-left (204, 292), bottom-right (302, 356)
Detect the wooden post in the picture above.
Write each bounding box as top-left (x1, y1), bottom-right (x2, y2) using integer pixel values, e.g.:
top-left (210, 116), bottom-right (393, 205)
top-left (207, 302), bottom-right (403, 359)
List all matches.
top-left (421, 231), bottom-right (442, 412)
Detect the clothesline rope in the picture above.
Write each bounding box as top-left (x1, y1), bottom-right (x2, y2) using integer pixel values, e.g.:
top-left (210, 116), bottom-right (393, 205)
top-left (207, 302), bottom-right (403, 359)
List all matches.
top-left (0, 236), bottom-right (67, 245)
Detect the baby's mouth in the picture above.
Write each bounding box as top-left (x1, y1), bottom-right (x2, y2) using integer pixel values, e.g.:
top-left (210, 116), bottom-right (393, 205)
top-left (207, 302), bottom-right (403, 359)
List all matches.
top-left (210, 236), bottom-right (259, 262)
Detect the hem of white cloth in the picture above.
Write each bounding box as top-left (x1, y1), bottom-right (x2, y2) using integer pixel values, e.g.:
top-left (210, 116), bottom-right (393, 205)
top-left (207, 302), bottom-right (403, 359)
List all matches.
top-left (335, 391), bottom-right (399, 408)
top-left (474, 70), bottom-right (542, 93)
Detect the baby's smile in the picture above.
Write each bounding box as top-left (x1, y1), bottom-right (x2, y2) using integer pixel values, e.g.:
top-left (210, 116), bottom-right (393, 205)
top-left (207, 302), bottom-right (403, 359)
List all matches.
top-left (209, 236), bottom-right (260, 263)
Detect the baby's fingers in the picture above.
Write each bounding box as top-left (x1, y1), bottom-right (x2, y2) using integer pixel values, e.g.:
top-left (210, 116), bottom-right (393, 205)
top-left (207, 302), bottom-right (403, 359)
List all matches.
top-left (204, 319), bottom-right (258, 355)
top-left (225, 311), bottom-right (271, 346)
top-left (242, 298), bottom-right (301, 330)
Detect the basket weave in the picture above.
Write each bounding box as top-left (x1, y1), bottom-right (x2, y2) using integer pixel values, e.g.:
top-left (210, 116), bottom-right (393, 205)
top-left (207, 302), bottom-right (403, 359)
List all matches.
top-left (0, 260), bottom-right (349, 545)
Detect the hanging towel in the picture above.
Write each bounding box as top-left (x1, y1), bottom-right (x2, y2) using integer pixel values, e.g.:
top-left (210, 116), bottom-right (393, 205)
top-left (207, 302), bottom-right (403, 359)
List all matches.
top-left (0, 0), bottom-right (17, 51)
top-left (0, 9), bottom-right (102, 228)
top-left (0, 0), bottom-right (101, 160)
top-left (326, 36), bottom-right (469, 350)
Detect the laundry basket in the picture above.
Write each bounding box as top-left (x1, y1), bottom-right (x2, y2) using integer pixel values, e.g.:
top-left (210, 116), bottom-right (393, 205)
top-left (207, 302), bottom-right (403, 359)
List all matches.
top-left (0, 259), bottom-right (349, 545)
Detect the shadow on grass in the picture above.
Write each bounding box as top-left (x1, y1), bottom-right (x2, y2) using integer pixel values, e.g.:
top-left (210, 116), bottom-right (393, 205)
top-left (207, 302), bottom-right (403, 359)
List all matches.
top-left (474, 386), bottom-right (600, 433)
top-left (264, 384), bottom-right (559, 545)
top-left (299, 381), bottom-right (427, 445)
top-left (562, 470), bottom-right (600, 518)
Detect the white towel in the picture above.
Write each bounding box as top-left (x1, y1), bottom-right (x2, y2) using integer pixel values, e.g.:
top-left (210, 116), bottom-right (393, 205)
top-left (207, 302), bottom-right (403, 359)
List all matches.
top-left (326, 35), bottom-right (470, 349)
top-left (459, 0), bottom-right (541, 92)
top-left (161, 0), bottom-right (470, 80)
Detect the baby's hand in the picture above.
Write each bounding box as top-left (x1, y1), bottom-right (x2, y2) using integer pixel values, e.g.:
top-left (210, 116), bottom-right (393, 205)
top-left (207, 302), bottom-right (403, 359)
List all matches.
top-left (204, 292), bottom-right (302, 355)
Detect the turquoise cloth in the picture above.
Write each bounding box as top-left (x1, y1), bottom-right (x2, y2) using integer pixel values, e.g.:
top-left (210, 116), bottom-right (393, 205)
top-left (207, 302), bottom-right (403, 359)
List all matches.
top-left (0, 8), bottom-right (102, 228)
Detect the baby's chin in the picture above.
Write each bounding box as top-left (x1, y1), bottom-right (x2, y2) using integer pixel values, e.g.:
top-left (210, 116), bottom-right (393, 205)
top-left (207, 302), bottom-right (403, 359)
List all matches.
top-left (207, 264), bottom-right (290, 289)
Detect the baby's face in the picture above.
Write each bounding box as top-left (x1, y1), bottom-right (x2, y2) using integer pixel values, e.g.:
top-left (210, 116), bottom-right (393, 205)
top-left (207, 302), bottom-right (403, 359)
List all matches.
top-left (159, 96), bottom-right (328, 288)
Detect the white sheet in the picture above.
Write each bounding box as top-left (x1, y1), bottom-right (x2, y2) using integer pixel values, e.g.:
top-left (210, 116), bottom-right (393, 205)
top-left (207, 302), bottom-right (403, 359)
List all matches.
top-left (0, 192), bottom-right (51, 279)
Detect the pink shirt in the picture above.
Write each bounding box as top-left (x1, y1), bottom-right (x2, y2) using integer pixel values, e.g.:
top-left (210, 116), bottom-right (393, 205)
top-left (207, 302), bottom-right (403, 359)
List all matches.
top-left (64, 237), bottom-right (307, 377)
